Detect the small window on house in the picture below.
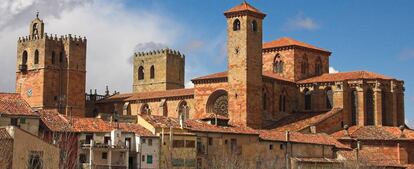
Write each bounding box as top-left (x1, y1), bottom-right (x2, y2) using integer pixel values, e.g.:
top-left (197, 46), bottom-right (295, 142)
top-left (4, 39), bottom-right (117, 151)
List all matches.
top-left (20, 118), bottom-right (26, 124)
top-left (148, 139), bottom-right (153, 146)
top-left (147, 155), bottom-right (153, 164)
top-left (28, 151), bottom-right (43, 169)
top-left (138, 66), bottom-right (144, 80)
top-left (186, 140), bottom-right (196, 148)
top-left (224, 139), bottom-right (228, 145)
top-left (269, 144), bottom-right (273, 150)
top-left (208, 137), bottom-right (213, 146)
top-left (34, 50), bottom-right (39, 64)
top-left (142, 155), bottom-right (145, 162)
top-left (85, 134), bottom-right (93, 144)
top-left (142, 138), bottom-right (146, 144)
top-left (173, 140), bottom-right (185, 148)
top-left (102, 152), bottom-right (108, 159)
top-left (251, 20), bottom-right (258, 32)
top-left (59, 52), bottom-right (64, 63)
top-left (104, 136), bottom-right (111, 145)
top-left (233, 19), bottom-right (241, 31)
top-left (52, 51), bottom-right (56, 64)
top-left (79, 154), bottom-right (87, 163)
top-left (280, 144), bottom-right (284, 150)
top-left (150, 65), bottom-right (155, 79)
top-left (10, 118), bottom-right (18, 126)
top-left (304, 88), bottom-right (312, 110)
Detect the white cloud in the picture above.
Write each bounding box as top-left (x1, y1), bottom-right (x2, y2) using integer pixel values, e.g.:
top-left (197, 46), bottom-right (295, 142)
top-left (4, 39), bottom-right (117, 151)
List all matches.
top-left (284, 12), bottom-right (319, 31)
top-left (0, 0), bottom-right (184, 94)
top-left (399, 48), bottom-right (414, 60)
top-left (329, 66), bottom-right (339, 73)
top-left (185, 81), bottom-right (194, 88)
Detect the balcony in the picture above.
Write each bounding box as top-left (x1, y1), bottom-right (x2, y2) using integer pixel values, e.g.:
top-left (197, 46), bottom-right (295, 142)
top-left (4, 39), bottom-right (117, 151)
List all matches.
top-left (19, 64), bottom-right (27, 72)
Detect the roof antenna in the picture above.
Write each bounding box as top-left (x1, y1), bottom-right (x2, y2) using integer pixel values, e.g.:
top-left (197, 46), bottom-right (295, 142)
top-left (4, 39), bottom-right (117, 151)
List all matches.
top-left (36, 11), bottom-right (39, 18)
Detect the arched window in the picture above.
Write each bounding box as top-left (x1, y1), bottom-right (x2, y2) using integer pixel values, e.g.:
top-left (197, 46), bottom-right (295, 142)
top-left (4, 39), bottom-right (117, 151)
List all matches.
top-left (304, 88), bottom-right (312, 110)
top-left (34, 50), bottom-right (39, 64)
top-left (351, 90), bottom-right (358, 125)
top-left (382, 91), bottom-right (388, 125)
top-left (315, 57), bottom-right (322, 75)
top-left (138, 66), bottom-right (144, 80)
top-left (302, 56), bottom-right (308, 75)
top-left (365, 88), bottom-right (375, 125)
top-left (22, 51), bottom-right (28, 65)
top-left (326, 88), bottom-right (333, 109)
top-left (150, 65), bottom-right (155, 79)
top-left (140, 103), bottom-right (150, 115)
top-left (279, 90), bottom-right (287, 112)
top-left (51, 51), bottom-right (56, 64)
top-left (206, 90), bottom-right (228, 115)
top-left (233, 19), bottom-right (241, 31)
top-left (177, 101), bottom-right (189, 121)
top-left (251, 20), bottom-right (258, 32)
top-left (273, 54), bottom-right (284, 73)
top-left (32, 23), bottom-right (38, 37)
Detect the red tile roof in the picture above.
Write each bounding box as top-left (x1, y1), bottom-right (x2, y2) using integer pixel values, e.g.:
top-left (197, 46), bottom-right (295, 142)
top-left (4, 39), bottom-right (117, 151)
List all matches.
top-left (192, 71), bottom-right (294, 83)
top-left (331, 126), bottom-right (414, 140)
top-left (70, 117), bottom-right (114, 133)
top-left (98, 93), bottom-right (134, 103)
top-left (185, 120), bottom-right (258, 135)
top-left (0, 93), bottom-right (38, 117)
top-left (39, 110), bottom-right (70, 132)
top-left (338, 150), bottom-right (404, 167)
top-left (263, 37), bottom-right (330, 53)
top-left (118, 123), bottom-right (155, 137)
top-left (224, 2), bottom-right (265, 17)
top-left (198, 113), bottom-right (229, 121)
top-left (259, 130), bottom-right (349, 149)
top-left (125, 88), bottom-right (194, 101)
top-left (0, 128), bottom-right (12, 140)
top-left (299, 71), bottom-right (396, 84)
top-left (267, 108), bottom-right (343, 132)
top-left (140, 115), bottom-right (183, 129)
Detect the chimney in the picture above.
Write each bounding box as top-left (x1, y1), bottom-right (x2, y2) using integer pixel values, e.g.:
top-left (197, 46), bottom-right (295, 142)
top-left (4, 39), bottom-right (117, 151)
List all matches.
top-left (399, 125), bottom-right (405, 138)
top-left (343, 124), bottom-right (350, 137)
top-left (285, 131), bottom-right (290, 142)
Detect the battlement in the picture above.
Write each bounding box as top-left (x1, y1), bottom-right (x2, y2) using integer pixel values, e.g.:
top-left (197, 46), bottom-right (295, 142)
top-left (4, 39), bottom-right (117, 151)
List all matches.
top-left (18, 33), bottom-right (87, 44)
top-left (134, 48), bottom-right (185, 59)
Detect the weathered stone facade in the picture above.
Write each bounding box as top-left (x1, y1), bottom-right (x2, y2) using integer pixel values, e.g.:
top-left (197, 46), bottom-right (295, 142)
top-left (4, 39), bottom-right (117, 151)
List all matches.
top-left (133, 49), bottom-right (185, 93)
top-left (16, 16), bottom-right (86, 117)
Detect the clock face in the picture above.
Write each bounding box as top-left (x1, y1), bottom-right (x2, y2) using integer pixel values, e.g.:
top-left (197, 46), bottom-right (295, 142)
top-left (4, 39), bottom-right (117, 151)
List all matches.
top-left (26, 89), bottom-right (32, 97)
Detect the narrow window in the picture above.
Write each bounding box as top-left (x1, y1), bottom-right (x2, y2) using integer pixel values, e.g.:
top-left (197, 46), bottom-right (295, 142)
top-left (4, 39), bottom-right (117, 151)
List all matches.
top-left (233, 19), bottom-right (241, 31)
top-left (147, 155), bottom-right (153, 164)
top-left (59, 52), bottom-right (64, 63)
top-left (279, 90), bottom-right (287, 112)
top-left (315, 57), bottom-right (322, 75)
top-left (351, 90), bottom-right (358, 125)
top-left (365, 89), bottom-right (375, 125)
top-left (138, 66), bottom-right (144, 80)
top-left (251, 20), bottom-right (258, 32)
top-left (302, 56), bottom-right (309, 75)
top-left (304, 88), bottom-right (312, 110)
top-left (34, 50), bottom-right (39, 64)
top-left (102, 152), bottom-right (108, 159)
top-left (22, 51), bottom-right (28, 65)
top-left (150, 65), bottom-right (155, 79)
top-left (52, 51), bottom-right (56, 64)
top-left (140, 103), bottom-right (150, 115)
top-left (326, 88), bottom-right (333, 109)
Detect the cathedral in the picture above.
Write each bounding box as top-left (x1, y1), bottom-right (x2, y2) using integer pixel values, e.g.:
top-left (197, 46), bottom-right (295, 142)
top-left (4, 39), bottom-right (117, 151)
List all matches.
top-left (9, 1), bottom-right (414, 169)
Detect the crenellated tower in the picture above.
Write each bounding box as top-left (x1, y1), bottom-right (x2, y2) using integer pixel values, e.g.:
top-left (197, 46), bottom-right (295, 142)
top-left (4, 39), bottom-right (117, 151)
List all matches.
top-left (225, 2), bottom-right (266, 128)
top-left (133, 48), bottom-right (185, 93)
top-left (16, 14), bottom-right (87, 117)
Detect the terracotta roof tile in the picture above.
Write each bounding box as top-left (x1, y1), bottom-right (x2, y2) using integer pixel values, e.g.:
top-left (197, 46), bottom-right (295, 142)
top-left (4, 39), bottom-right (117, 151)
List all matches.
top-left (197, 113), bottom-right (229, 121)
top-left (70, 117), bottom-right (114, 133)
top-left (0, 93), bottom-right (38, 117)
top-left (0, 128), bottom-right (12, 140)
top-left (39, 110), bottom-right (71, 132)
top-left (267, 108), bottom-right (342, 132)
top-left (224, 2), bottom-right (265, 17)
top-left (192, 71), bottom-right (294, 83)
top-left (140, 115), bottom-right (183, 129)
top-left (259, 130), bottom-right (349, 149)
top-left (118, 123), bottom-right (154, 136)
top-left (125, 88), bottom-right (194, 101)
top-left (331, 126), bottom-right (414, 140)
top-left (299, 71), bottom-right (396, 84)
top-left (185, 120), bottom-right (258, 135)
top-left (338, 150), bottom-right (403, 167)
top-left (263, 37), bottom-right (330, 53)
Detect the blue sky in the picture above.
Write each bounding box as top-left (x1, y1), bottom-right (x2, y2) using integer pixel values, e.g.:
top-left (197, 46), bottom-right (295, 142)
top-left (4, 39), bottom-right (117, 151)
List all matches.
top-left (0, 0), bottom-right (413, 126)
top-left (124, 0), bottom-right (414, 125)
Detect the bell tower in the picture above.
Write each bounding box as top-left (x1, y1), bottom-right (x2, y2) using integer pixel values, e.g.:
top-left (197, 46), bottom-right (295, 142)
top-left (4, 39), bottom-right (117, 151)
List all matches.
top-left (16, 14), bottom-right (87, 117)
top-left (225, 2), bottom-right (266, 128)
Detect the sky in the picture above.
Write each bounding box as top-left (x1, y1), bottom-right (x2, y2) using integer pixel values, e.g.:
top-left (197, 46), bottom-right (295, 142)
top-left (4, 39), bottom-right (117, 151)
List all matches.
top-left (0, 0), bottom-right (413, 127)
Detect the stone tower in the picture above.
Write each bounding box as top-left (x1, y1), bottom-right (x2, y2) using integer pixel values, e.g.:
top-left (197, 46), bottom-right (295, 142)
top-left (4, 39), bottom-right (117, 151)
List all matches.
top-left (133, 48), bottom-right (185, 93)
top-left (225, 2), bottom-right (266, 128)
top-left (16, 15), bottom-right (87, 117)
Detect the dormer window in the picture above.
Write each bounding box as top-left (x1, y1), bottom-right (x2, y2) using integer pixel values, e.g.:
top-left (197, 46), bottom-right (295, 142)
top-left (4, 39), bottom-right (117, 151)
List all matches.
top-left (233, 19), bottom-right (241, 31)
